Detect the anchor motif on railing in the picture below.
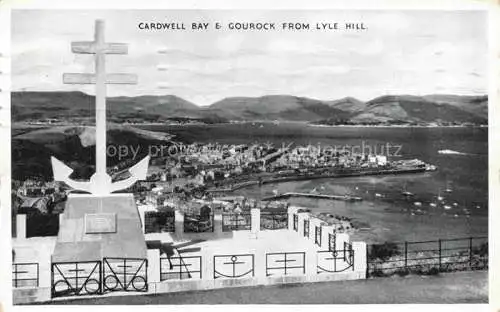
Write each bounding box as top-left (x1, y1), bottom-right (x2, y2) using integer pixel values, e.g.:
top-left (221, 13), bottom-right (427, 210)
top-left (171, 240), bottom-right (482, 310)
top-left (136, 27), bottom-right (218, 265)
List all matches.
top-left (51, 19), bottom-right (149, 195)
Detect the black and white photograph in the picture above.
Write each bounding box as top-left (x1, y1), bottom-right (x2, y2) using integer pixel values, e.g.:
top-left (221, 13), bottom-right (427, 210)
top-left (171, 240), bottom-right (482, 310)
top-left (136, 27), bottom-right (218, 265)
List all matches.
top-left (3, 6), bottom-right (493, 307)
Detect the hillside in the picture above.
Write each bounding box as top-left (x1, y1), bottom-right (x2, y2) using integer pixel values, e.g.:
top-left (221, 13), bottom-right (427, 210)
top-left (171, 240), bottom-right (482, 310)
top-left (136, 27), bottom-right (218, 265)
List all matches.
top-left (210, 95), bottom-right (351, 121)
top-left (11, 91), bottom-right (206, 122)
top-left (325, 97), bottom-right (366, 113)
top-left (11, 91), bottom-right (488, 125)
top-left (12, 124), bottom-right (175, 180)
top-left (422, 94), bottom-right (488, 119)
top-left (350, 95), bottom-right (487, 125)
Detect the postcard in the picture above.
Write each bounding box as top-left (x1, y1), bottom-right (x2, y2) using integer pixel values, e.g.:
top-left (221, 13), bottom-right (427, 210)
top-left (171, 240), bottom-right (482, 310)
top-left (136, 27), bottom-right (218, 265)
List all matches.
top-left (0, 3), bottom-right (496, 310)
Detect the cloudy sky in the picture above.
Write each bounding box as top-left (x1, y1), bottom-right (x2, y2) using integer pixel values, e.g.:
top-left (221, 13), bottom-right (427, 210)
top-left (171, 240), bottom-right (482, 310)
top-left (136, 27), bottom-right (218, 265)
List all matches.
top-left (12, 10), bottom-right (487, 106)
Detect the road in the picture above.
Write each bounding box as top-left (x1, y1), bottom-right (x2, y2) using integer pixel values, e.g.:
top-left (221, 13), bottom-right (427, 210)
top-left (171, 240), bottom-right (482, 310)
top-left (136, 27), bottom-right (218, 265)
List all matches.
top-left (45, 271), bottom-right (488, 305)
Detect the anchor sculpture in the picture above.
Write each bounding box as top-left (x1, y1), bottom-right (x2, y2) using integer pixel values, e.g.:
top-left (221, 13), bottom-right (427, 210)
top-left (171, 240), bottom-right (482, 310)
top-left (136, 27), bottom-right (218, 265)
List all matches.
top-left (51, 19), bottom-right (150, 195)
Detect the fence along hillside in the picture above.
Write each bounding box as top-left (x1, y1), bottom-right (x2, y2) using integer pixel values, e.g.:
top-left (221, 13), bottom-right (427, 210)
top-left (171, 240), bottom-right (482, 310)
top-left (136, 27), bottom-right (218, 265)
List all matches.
top-left (367, 236), bottom-right (488, 276)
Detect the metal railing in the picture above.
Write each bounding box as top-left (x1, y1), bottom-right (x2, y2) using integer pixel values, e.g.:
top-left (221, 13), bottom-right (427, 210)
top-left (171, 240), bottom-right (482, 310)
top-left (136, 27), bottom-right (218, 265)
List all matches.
top-left (184, 213), bottom-right (214, 233)
top-left (12, 262), bottom-right (39, 288)
top-left (328, 233), bottom-right (336, 252)
top-left (51, 260), bottom-right (102, 297)
top-left (304, 219), bottom-right (310, 238)
top-left (315, 226), bottom-right (322, 246)
top-left (222, 213), bottom-right (251, 231)
top-left (103, 258), bottom-right (148, 293)
top-left (343, 242), bottom-right (352, 262)
top-left (160, 256), bottom-right (202, 281)
top-left (144, 211), bottom-right (175, 233)
top-left (367, 236), bottom-right (488, 277)
top-left (266, 252), bottom-right (306, 276)
top-left (317, 248), bottom-right (354, 274)
top-left (213, 254), bottom-right (254, 279)
top-left (260, 212), bottom-right (288, 230)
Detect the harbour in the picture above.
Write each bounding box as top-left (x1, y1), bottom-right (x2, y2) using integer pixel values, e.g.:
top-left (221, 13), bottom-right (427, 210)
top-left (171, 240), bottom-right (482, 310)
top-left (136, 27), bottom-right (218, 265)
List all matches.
top-left (261, 192), bottom-right (362, 202)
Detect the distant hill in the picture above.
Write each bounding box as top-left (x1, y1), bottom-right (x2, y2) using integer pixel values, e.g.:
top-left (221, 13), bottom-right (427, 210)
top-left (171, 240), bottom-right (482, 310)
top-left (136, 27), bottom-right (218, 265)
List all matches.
top-left (422, 94), bottom-right (488, 119)
top-left (209, 95), bottom-right (351, 122)
top-left (11, 91), bottom-right (207, 122)
top-left (350, 95), bottom-right (487, 125)
top-left (325, 97), bottom-right (366, 113)
top-left (12, 91), bottom-right (488, 125)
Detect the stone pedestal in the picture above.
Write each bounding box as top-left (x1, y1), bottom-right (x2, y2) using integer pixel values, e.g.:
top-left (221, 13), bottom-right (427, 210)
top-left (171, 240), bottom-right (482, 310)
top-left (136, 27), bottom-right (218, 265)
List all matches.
top-left (249, 208), bottom-right (260, 239)
top-left (147, 249), bottom-right (161, 283)
top-left (352, 241), bottom-right (367, 277)
top-left (51, 193), bottom-right (147, 262)
top-left (16, 214), bottom-right (26, 239)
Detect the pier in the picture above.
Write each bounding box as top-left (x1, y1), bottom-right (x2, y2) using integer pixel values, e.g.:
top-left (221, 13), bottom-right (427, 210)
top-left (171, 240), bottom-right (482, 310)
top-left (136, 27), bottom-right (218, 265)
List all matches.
top-left (206, 166), bottom-right (431, 194)
top-left (261, 192), bottom-right (362, 202)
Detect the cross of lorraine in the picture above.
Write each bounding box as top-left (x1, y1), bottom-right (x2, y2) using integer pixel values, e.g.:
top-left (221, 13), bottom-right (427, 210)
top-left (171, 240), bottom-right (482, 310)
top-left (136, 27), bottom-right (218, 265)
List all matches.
top-left (51, 19), bottom-right (150, 195)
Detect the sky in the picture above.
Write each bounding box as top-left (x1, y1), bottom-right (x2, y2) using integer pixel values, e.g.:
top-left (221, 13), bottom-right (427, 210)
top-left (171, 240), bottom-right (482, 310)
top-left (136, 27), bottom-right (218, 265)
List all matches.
top-left (11, 10), bottom-right (488, 106)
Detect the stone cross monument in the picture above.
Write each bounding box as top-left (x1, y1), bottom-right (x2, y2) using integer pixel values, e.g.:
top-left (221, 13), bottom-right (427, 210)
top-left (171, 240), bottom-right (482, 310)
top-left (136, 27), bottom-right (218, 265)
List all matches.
top-left (51, 20), bottom-right (148, 263)
top-left (51, 19), bottom-right (149, 195)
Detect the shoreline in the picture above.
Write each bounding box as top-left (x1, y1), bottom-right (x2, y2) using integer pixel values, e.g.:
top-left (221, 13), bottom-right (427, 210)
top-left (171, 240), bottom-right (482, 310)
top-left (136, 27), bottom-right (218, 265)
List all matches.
top-left (208, 167), bottom-right (431, 193)
top-left (12, 121), bottom-right (489, 129)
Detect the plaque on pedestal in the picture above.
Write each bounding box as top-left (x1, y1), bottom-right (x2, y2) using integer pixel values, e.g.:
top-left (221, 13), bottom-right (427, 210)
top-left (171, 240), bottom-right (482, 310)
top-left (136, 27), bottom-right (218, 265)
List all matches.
top-left (51, 193), bottom-right (147, 263)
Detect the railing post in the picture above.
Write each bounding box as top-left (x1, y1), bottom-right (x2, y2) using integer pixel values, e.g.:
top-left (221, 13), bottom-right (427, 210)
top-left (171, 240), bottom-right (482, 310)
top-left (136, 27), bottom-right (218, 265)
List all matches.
top-left (366, 245), bottom-right (369, 277)
top-left (303, 252), bottom-right (306, 274)
top-left (58, 213), bottom-right (64, 234)
top-left (284, 253), bottom-right (288, 275)
top-left (404, 241), bottom-right (408, 269)
top-left (438, 239), bottom-right (442, 271)
top-left (352, 241), bottom-right (367, 278)
top-left (250, 208), bottom-right (260, 239)
top-left (333, 251), bottom-right (337, 272)
top-left (147, 249), bottom-right (160, 285)
top-left (13, 264), bottom-right (17, 288)
top-left (175, 210), bottom-right (184, 235)
top-left (16, 214), bottom-right (27, 239)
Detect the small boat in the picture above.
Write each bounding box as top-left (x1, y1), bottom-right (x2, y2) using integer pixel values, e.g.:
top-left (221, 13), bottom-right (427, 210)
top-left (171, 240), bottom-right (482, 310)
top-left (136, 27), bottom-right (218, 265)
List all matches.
top-left (453, 202), bottom-right (458, 207)
top-left (476, 205), bottom-right (481, 209)
top-left (430, 203), bottom-right (437, 208)
top-left (375, 193), bottom-right (383, 198)
top-left (402, 183), bottom-right (413, 197)
top-left (445, 180), bottom-right (453, 193)
top-left (454, 214), bottom-right (459, 218)
top-left (426, 164), bottom-right (437, 171)
top-left (444, 205), bottom-right (452, 210)
top-left (414, 202), bottom-right (422, 206)
top-left (438, 149), bottom-right (466, 155)
top-left (436, 189), bottom-right (444, 201)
